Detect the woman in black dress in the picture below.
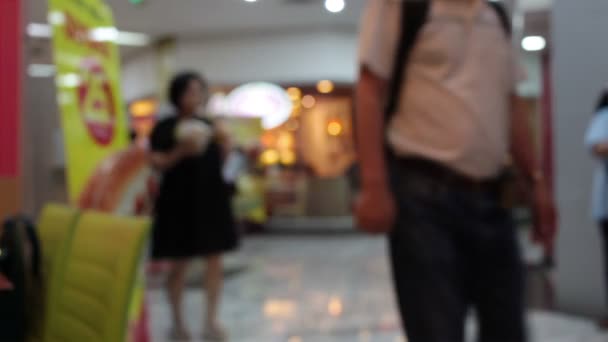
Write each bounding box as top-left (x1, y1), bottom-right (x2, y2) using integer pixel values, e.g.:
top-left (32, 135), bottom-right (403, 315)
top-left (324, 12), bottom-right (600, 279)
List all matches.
top-left (149, 72), bottom-right (238, 341)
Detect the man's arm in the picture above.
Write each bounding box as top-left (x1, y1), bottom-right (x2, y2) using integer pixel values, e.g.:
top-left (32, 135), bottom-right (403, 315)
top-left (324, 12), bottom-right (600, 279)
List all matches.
top-left (510, 94), bottom-right (556, 253)
top-left (355, 66), bottom-right (390, 189)
top-left (354, 66), bottom-right (396, 233)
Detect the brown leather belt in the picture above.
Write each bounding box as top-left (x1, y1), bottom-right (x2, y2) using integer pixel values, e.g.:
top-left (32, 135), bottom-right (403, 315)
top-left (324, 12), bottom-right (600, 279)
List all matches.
top-left (395, 158), bottom-right (505, 195)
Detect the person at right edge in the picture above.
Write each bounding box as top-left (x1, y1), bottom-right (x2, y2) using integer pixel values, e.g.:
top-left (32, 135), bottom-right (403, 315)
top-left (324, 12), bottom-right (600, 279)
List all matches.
top-left (355, 1), bottom-right (557, 342)
top-left (585, 89), bottom-right (608, 329)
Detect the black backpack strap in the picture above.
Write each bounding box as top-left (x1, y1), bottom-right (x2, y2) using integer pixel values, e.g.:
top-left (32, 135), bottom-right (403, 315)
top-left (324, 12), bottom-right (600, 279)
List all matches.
top-left (487, 1), bottom-right (512, 36)
top-left (385, 0), bottom-right (430, 123)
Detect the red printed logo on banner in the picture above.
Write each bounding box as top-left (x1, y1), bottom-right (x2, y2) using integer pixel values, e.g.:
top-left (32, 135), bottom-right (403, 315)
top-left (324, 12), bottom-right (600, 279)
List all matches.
top-left (78, 57), bottom-right (116, 146)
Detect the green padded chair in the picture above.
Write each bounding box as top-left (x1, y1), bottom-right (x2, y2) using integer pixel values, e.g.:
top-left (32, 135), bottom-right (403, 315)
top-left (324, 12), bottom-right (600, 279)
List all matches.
top-left (42, 211), bottom-right (150, 342)
top-left (30, 204), bottom-right (80, 342)
top-left (37, 204), bottom-right (80, 292)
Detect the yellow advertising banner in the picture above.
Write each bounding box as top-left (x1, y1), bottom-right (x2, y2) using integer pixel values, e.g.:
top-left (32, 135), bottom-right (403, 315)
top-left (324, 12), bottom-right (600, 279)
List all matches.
top-left (49, 0), bottom-right (128, 202)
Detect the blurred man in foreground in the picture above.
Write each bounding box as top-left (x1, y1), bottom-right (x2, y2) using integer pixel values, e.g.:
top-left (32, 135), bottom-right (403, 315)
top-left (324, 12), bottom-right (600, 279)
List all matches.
top-left (354, 1), bottom-right (556, 341)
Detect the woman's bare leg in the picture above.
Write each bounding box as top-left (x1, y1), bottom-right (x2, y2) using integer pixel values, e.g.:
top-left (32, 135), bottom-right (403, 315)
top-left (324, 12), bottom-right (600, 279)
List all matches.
top-left (204, 254), bottom-right (224, 332)
top-left (166, 260), bottom-right (190, 338)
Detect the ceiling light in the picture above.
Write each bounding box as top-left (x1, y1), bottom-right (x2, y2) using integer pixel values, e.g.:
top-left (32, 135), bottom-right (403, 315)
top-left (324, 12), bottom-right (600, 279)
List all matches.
top-left (56, 73), bottom-right (81, 88)
top-left (28, 64), bottom-right (56, 78)
top-left (522, 36), bottom-right (546, 52)
top-left (47, 11), bottom-right (65, 26)
top-left (91, 27), bottom-right (152, 46)
top-left (27, 22), bottom-right (151, 46)
top-left (325, 0), bottom-right (345, 13)
top-left (115, 31), bottom-right (151, 46)
top-left (89, 27), bottom-right (119, 42)
top-left (244, 0), bottom-right (257, 2)
top-left (91, 28), bottom-right (152, 46)
top-left (27, 23), bottom-right (52, 38)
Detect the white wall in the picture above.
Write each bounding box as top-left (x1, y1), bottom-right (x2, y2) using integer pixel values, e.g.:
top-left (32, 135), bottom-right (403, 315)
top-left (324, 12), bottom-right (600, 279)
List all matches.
top-left (553, 0), bottom-right (608, 316)
top-left (176, 30), bottom-right (358, 85)
top-left (121, 30), bottom-right (359, 101)
top-left (122, 48), bottom-right (159, 102)
top-left (22, 76), bottom-right (68, 216)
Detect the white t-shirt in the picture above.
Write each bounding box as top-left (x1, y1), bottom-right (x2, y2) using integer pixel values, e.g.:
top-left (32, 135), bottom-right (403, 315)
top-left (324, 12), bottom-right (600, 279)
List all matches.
top-left (359, 0), bottom-right (519, 179)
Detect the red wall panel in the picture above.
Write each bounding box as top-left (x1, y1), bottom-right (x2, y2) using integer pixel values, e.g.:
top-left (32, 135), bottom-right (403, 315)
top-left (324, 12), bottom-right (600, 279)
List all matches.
top-left (0, 0), bottom-right (22, 177)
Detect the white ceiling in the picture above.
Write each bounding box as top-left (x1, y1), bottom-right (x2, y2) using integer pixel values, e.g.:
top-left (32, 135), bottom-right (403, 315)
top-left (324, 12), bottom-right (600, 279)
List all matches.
top-left (28, 0), bottom-right (552, 38)
top-left (29, 0), bottom-right (366, 37)
top-left (519, 0), bottom-right (553, 12)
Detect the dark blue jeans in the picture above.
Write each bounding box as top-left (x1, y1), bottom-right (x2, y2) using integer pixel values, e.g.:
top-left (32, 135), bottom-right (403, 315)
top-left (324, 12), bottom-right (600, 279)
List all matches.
top-left (389, 159), bottom-right (526, 342)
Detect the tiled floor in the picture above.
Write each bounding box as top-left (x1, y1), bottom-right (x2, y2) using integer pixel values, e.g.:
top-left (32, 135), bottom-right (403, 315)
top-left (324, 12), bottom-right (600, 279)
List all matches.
top-left (149, 235), bottom-right (608, 342)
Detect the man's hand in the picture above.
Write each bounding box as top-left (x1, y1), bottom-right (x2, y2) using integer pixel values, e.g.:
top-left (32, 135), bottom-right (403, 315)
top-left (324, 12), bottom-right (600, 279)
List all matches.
top-left (530, 179), bottom-right (557, 252)
top-left (355, 185), bottom-right (397, 234)
top-left (593, 142), bottom-right (608, 158)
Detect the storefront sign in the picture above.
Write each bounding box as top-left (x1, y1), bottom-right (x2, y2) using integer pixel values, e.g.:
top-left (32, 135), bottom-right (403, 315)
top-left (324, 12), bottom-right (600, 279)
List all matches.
top-left (49, 0), bottom-right (128, 202)
top-left (223, 82), bottom-right (293, 129)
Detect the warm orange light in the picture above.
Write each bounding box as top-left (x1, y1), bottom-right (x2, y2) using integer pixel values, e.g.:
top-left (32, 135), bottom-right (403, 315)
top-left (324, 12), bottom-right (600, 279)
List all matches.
top-left (277, 133), bottom-right (295, 149)
top-left (260, 149), bottom-right (280, 165)
top-left (301, 95), bottom-right (316, 109)
top-left (327, 120), bottom-right (343, 136)
top-left (317, 80), bottom-right (334, 94)
top-left (286, 87), bottom-right (302, 100)
top-left (260, 132), bottom-right (276, 147)
top-left (129, 99), bottom-right (157, 118)
top-left (280, 150), bottom-right (296, 165)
